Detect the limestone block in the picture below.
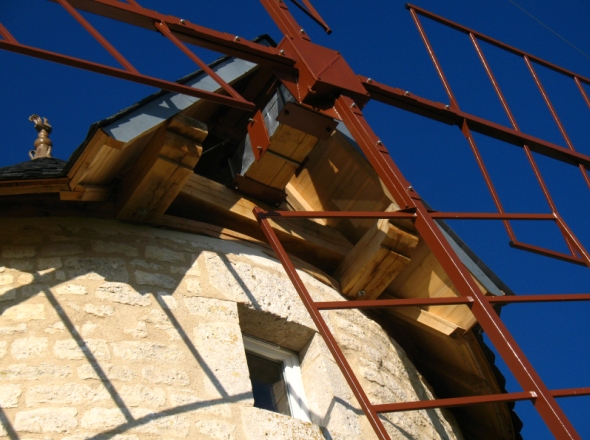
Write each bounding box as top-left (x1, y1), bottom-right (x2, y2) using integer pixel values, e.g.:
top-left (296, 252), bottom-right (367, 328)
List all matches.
top-left (240, 407), bottom-right (324, 440)
top-left (84, 304), bottom-right (114, 317)
top-left (96, 282), bottom-right (151, 307)
top-left (205, 254), bottom-right (315, 330)
top-left (167, 388), bottom-right (201, 406)
top-left (124, 321), bottom-right (148, 338)
top-left (55, 283), bottom-right (88, 295)
top-left (142, 366), bottom-right (190, 386)
top-left (0, 286), bottom-right (16, 301)
top-left (194, 419), bottom-right (236, 439)
top-left (0, 323), bottom-right (26, 335)
top-left (17, 273), bottom-right (35, 284)
top-left (130, 259), bottom-right (163, 271)
top-left (63, 435), bottom-right (139, 440)
top-left (65, 257), bottom-right (128, 282)
top-left (2, 303), bottom-right (45, 321)
top-left (91, 240), bottom-right (139, 257)
top-left (14, 407), bottom-right (78, 433)
top-left (184, 297), bottom-right (238, 321)
top-left (0, 384), bottom-right (21, 407)
top-left (120, 385), bottom-right (166, 407)
top-left (134, 270), bottom-right (176, 289)
top-left (11, 337), bottom-right (48, 360)
top-left (20, 284), bottom-right (48, 298)
top-left (130, 408), bottom-right (190, 438)
top-left (37, 257), bottom-right (63, 270)
top-left (0, 363), bottom-right (71, 380)
top-left (300, 335), bottom-right (361, 439)
top-left (55, 270), bottom-right (67, 280)
top-left (77, 363), bottom-right (136, 382)
top-left (81, 321), bottom-right (97, 337)
top-left (111, 341), bottom-right (182, 362)
top-left (54, 339), bottom-right (111, 360)
top-left (0, 274), bottom-right (14, 285)
top-left (41, 243), bottom-right (83, 256)
top-left (10, 260), bottom-right (34, 271)
top-left (145, 245), bottom-right (185, 263)
top-left (157, 293), bottom-right (177, 309)
top-left (184, 278), bottom-right (201, 295)
top-left (2, 245), bottom-right (36, 258)
top-left (171, 263), bottom-right (200, 276)
top-left (80, 407), bottom-right (126, 430)
top-left (26, 383), bottom-right (109, 407)
top-left (194, 322), bottom-right (251, 401)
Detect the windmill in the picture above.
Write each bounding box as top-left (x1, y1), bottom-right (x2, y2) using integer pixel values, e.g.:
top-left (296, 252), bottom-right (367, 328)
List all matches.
top-left (0, 1), bottom-right (589, 438)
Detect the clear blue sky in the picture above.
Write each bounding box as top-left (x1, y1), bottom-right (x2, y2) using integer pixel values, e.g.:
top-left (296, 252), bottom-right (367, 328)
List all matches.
top-left (1, 1), bottom-right (590, 438)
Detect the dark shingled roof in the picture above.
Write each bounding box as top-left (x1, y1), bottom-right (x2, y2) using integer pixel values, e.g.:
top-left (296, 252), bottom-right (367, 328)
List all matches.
top-left (0, 157), bottom-right (67, 181)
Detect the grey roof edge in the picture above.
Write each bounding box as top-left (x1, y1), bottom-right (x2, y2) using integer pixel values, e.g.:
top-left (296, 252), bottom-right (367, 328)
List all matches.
top-left (60, 34), bottom-right (278, 177)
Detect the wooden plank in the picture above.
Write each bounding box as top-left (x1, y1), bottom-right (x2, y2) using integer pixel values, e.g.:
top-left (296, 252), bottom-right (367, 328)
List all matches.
top-left (68, 129), bottom-right (124, 189)
top-left (386, 239), bottom-right (487, 330)
top-left (334, 218), bottom-right (417, 299)
top-left (167, 114), bottom-right (208, 142)
top-left (386, 306), bottom-right (461, 336)
top-left (284, 182), bottom-right (328, 226)
top-left (0, 178), bottom-right (70, 196)
top-left (117, 128), bottom-right (203, 222)
top-left (244, 123), bottom-right (319, 191)
top-left (177, 173), bottom-right (353, 272)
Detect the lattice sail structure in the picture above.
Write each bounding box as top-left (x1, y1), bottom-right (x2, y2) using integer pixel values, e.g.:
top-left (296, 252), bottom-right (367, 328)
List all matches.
top-left (1, 1), bottom-right (589, 439)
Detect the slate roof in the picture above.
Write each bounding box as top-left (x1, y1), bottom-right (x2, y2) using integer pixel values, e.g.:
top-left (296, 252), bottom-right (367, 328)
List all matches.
top-left (0, 157), bottom-right (67, 181)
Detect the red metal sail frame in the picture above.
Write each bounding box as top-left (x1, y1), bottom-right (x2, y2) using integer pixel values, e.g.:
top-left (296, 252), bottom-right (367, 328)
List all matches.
top-left (1, 1), bottom-right (589, 439)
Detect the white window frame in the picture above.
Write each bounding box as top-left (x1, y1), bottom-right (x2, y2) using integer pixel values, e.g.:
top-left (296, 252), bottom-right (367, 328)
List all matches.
top-left (243, 335), bottom-right (311, 422)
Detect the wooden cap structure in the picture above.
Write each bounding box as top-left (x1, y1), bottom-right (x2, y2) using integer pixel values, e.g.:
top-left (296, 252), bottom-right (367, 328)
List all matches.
top-left (29, 114), bottom-right (53, 160)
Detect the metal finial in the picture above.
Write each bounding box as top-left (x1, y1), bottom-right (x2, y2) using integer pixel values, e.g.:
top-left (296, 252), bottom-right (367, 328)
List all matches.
top-left (29, 114), bottom-right (53, 160)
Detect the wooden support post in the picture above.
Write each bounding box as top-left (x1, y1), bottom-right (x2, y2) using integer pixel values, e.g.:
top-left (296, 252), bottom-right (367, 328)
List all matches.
top-left (334, 217), bottom-right (418, 300)
top-left (116, 118), bottom-right (206, 222)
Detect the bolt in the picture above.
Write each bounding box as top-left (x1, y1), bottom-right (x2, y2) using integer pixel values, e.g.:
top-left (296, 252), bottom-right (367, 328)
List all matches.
top-left (351, 102), bottom-right (357, 108)
top-left (180, 19), bottom-right (186, 24)
top-left (279, 49), bottom-right (285, 55)
top-left (367, 78), bottom-right (373, 83)
top-left (234, 185), bottom-right (239, 190)
top-left (404, 91), bottom-right (411, 96)
top-left (234, 36), bottom-right (240, 42)
top-left (377, 140), bottom-right (383, 146)
top-left (444, 105), bottom-right (450, 110)
top-left (407, 185), bottom-right (414, 191)
top-left (357, 290), bottom-right (366, 297)
top-left (248, 118), bottom-right (254, 123)
top-left (300, 28), bottom-right (306, 34)
top-left (257, 146), bottom-right (262, 150)
top-left (137, 208), bottom-right (147, 216)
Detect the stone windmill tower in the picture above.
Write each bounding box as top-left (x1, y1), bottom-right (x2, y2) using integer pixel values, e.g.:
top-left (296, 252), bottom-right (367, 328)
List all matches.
top-left (0, 1), bottom-right (588, 439)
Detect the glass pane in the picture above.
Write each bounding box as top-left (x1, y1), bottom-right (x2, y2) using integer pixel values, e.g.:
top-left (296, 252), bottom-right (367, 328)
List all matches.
top-left (246, 351), bottom-right (290, 416)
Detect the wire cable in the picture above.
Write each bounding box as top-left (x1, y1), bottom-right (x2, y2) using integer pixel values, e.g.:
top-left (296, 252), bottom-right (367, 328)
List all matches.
top-left (507, 0), bottom-right (590, 62)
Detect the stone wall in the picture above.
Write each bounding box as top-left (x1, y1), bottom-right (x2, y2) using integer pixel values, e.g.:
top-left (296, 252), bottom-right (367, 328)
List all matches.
top-left (0, 218), bottom-right (462, 439)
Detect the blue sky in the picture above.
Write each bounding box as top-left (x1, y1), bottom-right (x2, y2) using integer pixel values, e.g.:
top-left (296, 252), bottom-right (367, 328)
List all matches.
top-left (1, 1), bottom-right (590, 438)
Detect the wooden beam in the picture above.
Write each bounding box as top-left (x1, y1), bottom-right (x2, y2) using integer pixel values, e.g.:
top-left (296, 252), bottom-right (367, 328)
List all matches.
top-left (0, 178), bottom-right (70, 196)
top-left (175, 173), bottom-right (353, 272)
top-left (386, 239), bottom-right (488, 331)
top-left (68, 129), bottom-right (124, 189)
top-left (245, 124), bottom-right (318, 190)
top-left (334, 217), bottom-right (418, 300)
top-left (116, 125), bottom-right (204, 222)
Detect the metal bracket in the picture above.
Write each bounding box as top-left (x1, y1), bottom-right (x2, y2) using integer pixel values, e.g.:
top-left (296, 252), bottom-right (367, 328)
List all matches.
top-left (247, 110), bottom-right (270, 161)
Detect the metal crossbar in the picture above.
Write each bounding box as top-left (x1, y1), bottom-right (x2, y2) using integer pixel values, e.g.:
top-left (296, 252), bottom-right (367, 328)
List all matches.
top-left (254, 207), bottom-right (590, 439)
